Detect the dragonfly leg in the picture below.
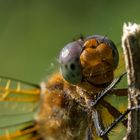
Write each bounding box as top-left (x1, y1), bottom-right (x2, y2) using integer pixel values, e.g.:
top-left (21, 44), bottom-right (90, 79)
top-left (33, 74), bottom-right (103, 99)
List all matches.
top-left (86, 109), bottom-right (109, 140)
top-left (92, 106), bottom-right (140, 137)
top-left (89, 72), bottom-right (126, 107)
top-left (91, 109), bottom-right (109, 139)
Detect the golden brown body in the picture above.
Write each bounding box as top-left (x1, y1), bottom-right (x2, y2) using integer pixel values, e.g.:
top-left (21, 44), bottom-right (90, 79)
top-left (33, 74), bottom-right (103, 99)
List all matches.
top-left (37, 73), bottom-right (88, 140)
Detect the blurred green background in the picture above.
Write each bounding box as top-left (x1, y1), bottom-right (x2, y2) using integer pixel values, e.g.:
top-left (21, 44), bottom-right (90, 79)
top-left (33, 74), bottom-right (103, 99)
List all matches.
top-left (0, 0), bottom-right (140, 83)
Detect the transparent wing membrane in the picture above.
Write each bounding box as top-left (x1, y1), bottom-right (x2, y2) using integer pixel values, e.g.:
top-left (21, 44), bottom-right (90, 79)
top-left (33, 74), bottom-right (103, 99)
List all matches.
top-left (0, 76), bottom-right (40, 102)
top-left (0, 122), bottom-right (40, 140)
top-left (0, 76), bottom-right (41, 140)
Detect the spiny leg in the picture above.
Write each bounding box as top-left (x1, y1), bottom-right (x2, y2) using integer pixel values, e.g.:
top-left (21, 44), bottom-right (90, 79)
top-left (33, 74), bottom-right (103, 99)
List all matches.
top-left (85, 73), bottom-right (127, 139)
top-left (92, 106), bottom-right (140, 137)
top-left (100, 100), bottom-right (127, 127)
top-left (86, 110), bottom-right (109, 140)
top-left (88, 72), bottom-right (126, 107)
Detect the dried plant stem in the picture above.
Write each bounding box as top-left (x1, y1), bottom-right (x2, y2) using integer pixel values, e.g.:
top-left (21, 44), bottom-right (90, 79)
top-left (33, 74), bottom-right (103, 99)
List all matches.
top-left (122, 23), bottom-right (140, 140)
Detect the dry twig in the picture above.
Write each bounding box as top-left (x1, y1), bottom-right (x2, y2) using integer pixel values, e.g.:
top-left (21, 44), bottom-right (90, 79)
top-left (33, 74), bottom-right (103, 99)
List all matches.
top-left (122, 22), bottom-right (140, 140)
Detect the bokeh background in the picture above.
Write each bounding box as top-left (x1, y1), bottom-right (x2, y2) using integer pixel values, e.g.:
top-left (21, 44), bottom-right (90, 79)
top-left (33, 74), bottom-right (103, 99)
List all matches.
top-left (0, 0), bottom-right (140, 84)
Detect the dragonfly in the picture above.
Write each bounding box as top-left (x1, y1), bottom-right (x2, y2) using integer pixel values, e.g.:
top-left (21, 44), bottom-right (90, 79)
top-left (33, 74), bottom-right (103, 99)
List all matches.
top-left (0, 35), bottom-right (135, 140)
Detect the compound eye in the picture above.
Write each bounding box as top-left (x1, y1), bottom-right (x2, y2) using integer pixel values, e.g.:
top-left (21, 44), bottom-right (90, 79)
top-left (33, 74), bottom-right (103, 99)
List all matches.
top-left (59, 41), bottom-right (83, 84)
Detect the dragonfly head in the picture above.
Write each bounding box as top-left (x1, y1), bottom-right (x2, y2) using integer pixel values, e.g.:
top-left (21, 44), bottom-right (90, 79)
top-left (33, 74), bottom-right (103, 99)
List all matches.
top-left (59, 35), bottom-right (119, 86)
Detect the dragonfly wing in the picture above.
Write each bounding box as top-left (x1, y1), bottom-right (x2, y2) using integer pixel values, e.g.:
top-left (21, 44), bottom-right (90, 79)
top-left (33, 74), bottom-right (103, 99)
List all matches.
top-left (0, 77), bottom-right (41, 140)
